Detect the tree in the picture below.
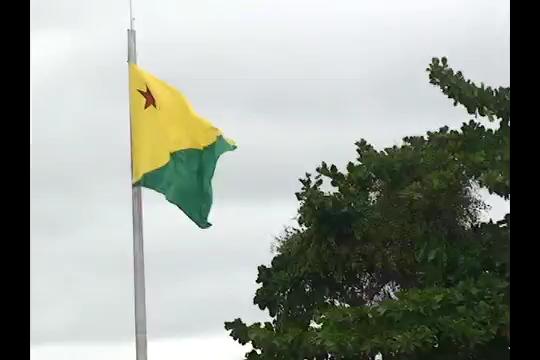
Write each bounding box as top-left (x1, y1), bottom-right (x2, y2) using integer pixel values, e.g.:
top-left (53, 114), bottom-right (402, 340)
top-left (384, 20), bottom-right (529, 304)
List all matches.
top-left (225, 57), bottom-right (510, 360)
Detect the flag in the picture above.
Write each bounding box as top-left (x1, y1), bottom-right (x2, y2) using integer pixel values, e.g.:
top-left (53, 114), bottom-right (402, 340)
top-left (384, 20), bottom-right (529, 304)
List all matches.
top-left (129, 64), bottom-right (236, 228)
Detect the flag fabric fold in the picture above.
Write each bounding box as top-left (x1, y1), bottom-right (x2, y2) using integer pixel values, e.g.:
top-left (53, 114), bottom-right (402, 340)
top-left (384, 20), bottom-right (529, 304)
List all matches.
top-left (129, 64), bottom-right (236, 228)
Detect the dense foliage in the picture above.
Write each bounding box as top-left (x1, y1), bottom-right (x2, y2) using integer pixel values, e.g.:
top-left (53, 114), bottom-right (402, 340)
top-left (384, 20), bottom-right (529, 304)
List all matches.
top-left (225, 57), bottom-right (510, 360)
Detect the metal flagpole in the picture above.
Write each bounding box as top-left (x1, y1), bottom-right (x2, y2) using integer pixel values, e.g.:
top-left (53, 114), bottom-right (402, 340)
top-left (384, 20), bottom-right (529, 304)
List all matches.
top-left (127, 0), bottom-right (148, 359)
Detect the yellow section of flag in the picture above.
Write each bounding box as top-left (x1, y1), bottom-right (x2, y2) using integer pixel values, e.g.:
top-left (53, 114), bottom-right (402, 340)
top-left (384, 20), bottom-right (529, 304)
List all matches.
top-left (129, 64), bottom-right (223, 182)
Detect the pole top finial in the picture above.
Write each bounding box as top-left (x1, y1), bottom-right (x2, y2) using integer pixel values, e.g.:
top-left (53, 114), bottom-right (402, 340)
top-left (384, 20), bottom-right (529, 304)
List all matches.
top-left (129, 0), bottom-right (135, 30)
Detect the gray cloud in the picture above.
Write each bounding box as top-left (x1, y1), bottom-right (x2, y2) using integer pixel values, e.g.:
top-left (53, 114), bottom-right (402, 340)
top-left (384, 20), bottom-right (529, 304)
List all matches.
top-left (31, 0), bottom-right (509, 350)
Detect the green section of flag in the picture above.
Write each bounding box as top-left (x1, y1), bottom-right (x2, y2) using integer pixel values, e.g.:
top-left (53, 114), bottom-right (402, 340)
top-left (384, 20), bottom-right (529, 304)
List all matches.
top-left (136, 136), bottom-right (236, 228)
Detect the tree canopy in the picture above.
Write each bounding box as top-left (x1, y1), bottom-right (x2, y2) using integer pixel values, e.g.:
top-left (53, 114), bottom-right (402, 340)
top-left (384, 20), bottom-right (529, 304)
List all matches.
top-left (225, 57), bottom-right (510, 360)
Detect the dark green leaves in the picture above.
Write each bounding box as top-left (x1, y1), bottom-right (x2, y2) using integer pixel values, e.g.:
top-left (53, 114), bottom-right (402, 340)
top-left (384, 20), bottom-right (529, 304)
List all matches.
top-left (427, 57), bottom-right (510, 125)
top-left (225, 57), bottom-right (509, 360)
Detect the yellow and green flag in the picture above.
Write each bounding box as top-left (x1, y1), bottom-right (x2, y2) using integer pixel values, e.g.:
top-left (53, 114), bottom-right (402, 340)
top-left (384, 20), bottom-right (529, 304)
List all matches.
top-left (129, 64), bottom-right (236, 228)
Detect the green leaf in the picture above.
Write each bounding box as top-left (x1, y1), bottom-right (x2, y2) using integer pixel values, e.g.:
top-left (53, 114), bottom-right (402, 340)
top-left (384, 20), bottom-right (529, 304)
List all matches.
top-left (427, 249), bottom-right (438, 262)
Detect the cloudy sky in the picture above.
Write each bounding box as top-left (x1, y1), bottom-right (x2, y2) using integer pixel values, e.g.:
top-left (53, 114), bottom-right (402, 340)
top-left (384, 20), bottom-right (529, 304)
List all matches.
top-left (31, 0), bottom-right (509, 359)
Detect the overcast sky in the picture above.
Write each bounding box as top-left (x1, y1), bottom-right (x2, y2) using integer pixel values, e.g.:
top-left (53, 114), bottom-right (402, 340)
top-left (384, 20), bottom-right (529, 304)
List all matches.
top-left (31, 0), bottom-right (509, 359)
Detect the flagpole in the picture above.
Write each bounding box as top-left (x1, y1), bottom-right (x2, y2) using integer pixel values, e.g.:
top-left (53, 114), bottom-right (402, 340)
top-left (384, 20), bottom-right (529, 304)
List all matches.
top-left (127, 1), bottom-right (148, 359)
